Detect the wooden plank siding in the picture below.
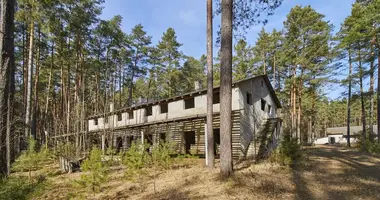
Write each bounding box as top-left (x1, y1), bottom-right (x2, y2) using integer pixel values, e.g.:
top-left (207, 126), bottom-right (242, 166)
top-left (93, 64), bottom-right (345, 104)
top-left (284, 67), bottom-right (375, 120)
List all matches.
top-left (69, 111), bottom-right (244, 159)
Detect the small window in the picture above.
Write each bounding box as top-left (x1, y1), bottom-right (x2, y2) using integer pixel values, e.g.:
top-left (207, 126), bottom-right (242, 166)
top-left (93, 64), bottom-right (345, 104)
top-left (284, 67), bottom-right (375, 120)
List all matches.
top-left (160, 103), bottom-right (168, 113)
top-left (184, 98), bottom-right (195, 109)
top-left (246, 92), bottom-right (252, 105)
top-left (146, 106), bottom-right (153, 116)
top-left (261, 99), bottom-right (266, 111)
top-left (104, 116), bottom-right (108, 123)
top-left (94, 118), bottom-right (98, 125)
top-left (268, 105), bottom-right (271, 114)
top-left (128, 110), bottom-right (134, 119)
top-left (117, 113), bottom-right (122, 121)
top-left (213, 92), bottom-right (220, 104)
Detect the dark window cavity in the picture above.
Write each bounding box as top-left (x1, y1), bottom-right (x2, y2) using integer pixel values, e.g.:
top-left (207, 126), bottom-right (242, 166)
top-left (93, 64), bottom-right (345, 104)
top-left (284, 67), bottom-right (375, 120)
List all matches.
top-left (160, 133), bottom-right (166, 143)
top-left (146, 106), bottom-right (153, 116)
top-left (128, 110), bottom-right (134, 119)
top-left (160, 103), bottom-right (168, 113)
top-left (213, 92), bottom-right (220, 104)
top-left (246, 92), bottom-right (252, 105)
top-left (268, 105), bottom-right (271, 114)
top-left (104, 116), bottom-right (108, 123)
top-left (261, 99), bottom-right (266, 111)
top-left (185, 98), bottom-right (195, 109)
top-left (117, 113), bottom-right (122, 121)
top-left (94, 118), bottom-right (98, 125)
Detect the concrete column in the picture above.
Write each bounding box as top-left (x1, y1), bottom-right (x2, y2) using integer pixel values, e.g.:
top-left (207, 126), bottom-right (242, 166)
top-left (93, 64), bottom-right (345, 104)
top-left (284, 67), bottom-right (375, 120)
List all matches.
top-left (101, 134), bottom-right (105, 154)
top-left (141, 129), bottom-right (144, 145)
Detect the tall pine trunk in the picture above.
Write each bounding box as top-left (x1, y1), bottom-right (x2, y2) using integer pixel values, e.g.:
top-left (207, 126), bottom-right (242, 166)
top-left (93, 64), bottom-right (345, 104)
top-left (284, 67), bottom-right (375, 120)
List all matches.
top-left (369, 44), bottom-right (375, 142)
top-left (206, 0), bottom-right (214, 168)
top-left (297, 70), bottom-right (303, 143)
top-left (33, 28), bottom-right (41, 140)
top-left (358, 48), bottom-right (366, 150)
top-left (347, 50), bottom-right (352, 147)
top-left (291, 65), bottom-right (296, 138)
top-left (377, 50), bottom-right (380, 144)
top-left (220, 0), bottom-right (233, 178)
top-left (25, 22), bottom-right (34, 139)
top-left (0, 0), bottom-right (15, 176)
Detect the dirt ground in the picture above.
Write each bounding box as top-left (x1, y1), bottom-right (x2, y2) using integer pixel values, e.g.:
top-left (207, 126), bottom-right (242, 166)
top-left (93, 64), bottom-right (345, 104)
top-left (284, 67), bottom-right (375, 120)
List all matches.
top-left (9, 145), bottom-right (380, 200)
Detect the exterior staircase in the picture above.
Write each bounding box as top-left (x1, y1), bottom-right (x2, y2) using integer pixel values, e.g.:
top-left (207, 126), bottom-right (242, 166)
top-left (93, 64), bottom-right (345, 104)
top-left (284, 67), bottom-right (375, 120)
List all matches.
top-left (255, 118), bottom-right (282, 160)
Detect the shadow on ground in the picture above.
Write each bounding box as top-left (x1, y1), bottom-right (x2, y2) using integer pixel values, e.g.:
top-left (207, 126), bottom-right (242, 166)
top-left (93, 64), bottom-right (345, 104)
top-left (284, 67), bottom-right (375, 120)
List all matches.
top-left (291, 145), bottom-right (380, 200)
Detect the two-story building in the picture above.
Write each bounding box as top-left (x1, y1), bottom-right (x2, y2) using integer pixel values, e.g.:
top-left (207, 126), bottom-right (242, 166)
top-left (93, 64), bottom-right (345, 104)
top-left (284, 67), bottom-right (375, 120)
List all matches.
top-left (84, 75), bottom-right (282, 160)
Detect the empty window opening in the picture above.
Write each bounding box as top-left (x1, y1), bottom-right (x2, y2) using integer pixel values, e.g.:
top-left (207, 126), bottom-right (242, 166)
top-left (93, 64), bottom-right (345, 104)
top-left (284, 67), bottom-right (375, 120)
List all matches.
top-left (145, 134), bottom-right (154, 153)
top-left (117, 113), bottom-right (122, 121)
top-left (160, 133), bottom-right (166, 143)
top-left (246, 92), bottom-right (252, 105)
top-left (184, 98), bottom-right (195, 109)
top-left (213, 129), bottom-right (221, 156)
top-left (184, 131), bottom-right (196, 154)
top-left (116, 137), bottom-right (123, 153)
top-left (126, 136), bottom-right (133, 149)
top-left (94, 119), bottom-right (98, 125)
top-left (268, 105), bottom-right (271, 115)
top-left (128, 110), bottom-right (134, 119)
top-left (146, 106), bottom-right (153, 116)
top-left (160, 103), bottom-right (168, 113)
top-left (213, 92), bottom-right (220, 104)
top-left (104, 116), bottom-right (108, 123)
top-left (261, 99), bottom-right (266, 111)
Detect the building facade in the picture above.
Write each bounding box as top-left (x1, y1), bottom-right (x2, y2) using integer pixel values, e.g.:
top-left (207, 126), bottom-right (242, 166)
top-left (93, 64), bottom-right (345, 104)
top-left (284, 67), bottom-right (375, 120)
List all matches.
top-left (82, 75), bottom-right (282, 160)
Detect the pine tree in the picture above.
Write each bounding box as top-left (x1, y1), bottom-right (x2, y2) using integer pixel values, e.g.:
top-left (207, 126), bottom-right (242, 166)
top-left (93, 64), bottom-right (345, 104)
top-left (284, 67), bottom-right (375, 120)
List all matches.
top-left (156, 28), bottom-right (183, 98)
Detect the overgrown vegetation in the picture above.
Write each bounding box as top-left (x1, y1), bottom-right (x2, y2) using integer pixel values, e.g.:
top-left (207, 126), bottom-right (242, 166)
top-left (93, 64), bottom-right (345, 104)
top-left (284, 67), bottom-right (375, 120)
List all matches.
top-left (12, 137), bottom-right (54, 181)
top-left (270, 136), bottom-right (303, 166)
top-left (122, 142), bottom-right (151, 181)
top-left (357, 135), bottom-right (380, 154)
top-left (72, 147), bottom-right (109, 198)
top-left (1, 138), bottom-right (54, 200)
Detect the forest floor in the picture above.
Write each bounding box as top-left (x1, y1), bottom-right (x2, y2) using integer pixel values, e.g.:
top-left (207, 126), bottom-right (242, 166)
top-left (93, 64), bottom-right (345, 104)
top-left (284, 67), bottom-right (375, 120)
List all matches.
top-left (2, 145), bottom-right (380, 200)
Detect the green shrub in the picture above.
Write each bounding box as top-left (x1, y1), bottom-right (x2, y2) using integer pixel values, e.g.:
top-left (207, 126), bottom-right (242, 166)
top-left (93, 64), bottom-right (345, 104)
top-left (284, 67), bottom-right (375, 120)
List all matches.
top-left (151, 142), bottom-right (175, 170)
top-left (12, 137), bottom-right (42, 181)
top-left (73, 147), bottom-right (108, 196)
top-left (355, 133), bottom-right (380, 153)
top-left (122, 142), bottom-right (151, 181)
top-left (367, 141), bottom-right (380, 154)
top-left (270, 136), bottom-right (303, 166)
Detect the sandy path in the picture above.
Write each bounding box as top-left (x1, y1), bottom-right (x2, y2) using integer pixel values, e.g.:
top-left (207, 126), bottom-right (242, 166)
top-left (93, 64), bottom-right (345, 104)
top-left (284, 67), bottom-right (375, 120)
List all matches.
top-left (294, 145), bottom-right (380, 200)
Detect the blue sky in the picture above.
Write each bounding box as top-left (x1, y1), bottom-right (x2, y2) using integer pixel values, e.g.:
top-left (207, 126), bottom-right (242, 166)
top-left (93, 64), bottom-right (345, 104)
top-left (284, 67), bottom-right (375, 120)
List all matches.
top-left (101, 0), bottom-right (356, 99)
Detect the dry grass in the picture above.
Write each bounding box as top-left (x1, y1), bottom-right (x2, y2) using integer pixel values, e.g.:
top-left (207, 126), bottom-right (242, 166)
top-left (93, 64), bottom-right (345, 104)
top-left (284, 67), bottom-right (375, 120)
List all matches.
top-left (6, 145), bottom-right (380, 200)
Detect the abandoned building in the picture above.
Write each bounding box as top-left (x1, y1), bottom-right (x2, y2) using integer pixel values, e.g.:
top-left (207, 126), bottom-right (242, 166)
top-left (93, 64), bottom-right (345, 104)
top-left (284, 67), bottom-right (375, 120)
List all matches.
top-left (83, 75), bottom-right (282, 160)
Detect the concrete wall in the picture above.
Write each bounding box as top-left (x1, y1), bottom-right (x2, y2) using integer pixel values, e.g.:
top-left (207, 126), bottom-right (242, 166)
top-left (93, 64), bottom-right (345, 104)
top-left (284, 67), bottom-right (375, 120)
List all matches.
top-left (88, 87), bottom-right (241, 131)
top-left (314, 134), bottom-right (359, 145)
top-left (239, 77), bottom-right (278, 158)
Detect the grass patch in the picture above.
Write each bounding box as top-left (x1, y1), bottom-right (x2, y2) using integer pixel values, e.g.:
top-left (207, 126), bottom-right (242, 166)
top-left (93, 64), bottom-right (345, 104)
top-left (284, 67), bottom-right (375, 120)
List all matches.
top-left (0, 175), bottom-right (47, 200)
